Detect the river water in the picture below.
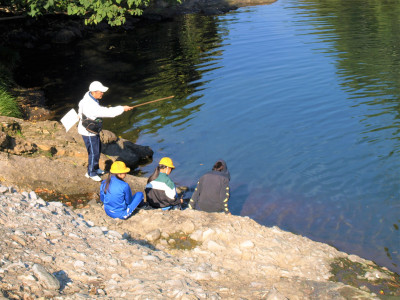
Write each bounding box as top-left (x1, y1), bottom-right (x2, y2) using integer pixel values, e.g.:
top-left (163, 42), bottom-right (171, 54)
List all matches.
top-left (16, 0), bottom-right (400, 272)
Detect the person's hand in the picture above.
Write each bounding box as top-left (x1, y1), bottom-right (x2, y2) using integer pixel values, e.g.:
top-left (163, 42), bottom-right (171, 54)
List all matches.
top-left (180, 198), bottom-right (184, 204)
top-left (123, 106), bottom-right (133, 111)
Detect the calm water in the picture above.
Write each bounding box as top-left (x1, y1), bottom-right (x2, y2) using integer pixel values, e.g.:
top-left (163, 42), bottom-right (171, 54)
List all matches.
top-left (16, 0), bottom-right (400, 272)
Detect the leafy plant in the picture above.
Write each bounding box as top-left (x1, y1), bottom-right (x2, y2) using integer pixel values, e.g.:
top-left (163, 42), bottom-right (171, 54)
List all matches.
top-left (1, 0), bottom-right (176, 26)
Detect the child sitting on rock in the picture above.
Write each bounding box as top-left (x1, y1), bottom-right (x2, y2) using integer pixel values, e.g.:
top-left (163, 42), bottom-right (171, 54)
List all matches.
top-left (145, 157), bottom-right (182, 210)
top-left (188, 159), bottom-right (230, 214)
top-left (100, 161), bottom-right (143, 219)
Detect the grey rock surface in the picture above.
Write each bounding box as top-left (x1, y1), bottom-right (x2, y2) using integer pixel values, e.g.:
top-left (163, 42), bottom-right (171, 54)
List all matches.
top-left (0, 182), bottom-right (392, 299)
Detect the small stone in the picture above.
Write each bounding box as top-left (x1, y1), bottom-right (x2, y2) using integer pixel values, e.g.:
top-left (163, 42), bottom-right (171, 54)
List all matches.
top-left (18, 274), bottom-right (37, 282)
top-left (90, 227), bottom-right (104, 236)
top-left (32, 263), bottom-right (60, 290)
top-left (182, 220), bottom-right (195, 234)
top-left (37, 198), bottom-right (47, 206)
top-left (190, 230), bottom-right (203, 242)
top-left (97, 289), bottom-right (106, 295)
top-left (145, 229), bottom-right (161, 242)
top-left (190, 271), bottom-right (211, 280)
top-left (240, 240), bottom-right (255, 249)
top-left (107, 230), bottom-right (122, 239)
top-left (29, 191), bottom-right (38, 200)
top-left (74, 260), bottom-right (85, 268)
top-left (109, 258), bottom-right (119, 266)
top-left (264, 286), bottom-right (288, 300)
top-left (143, 255), bottom-right (160, 262)
top-left (202, 229), bottom-right (215, 241)
top-left (48, 201), bottom-right (64, 208)
top-left (11, 234), bottom-right (27, 246)
top-left (207, 240), bottom-right (226, 252)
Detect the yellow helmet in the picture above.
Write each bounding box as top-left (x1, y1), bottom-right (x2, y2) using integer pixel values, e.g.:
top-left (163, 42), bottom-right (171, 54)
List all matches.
top-left (159, 157), bottom-right (175, 168)
top-left (110, 161), bottom-right (130, 174)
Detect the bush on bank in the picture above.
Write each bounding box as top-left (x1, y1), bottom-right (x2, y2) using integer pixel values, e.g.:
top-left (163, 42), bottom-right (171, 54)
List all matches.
top-left (0, 47), bottom-right (22, 118)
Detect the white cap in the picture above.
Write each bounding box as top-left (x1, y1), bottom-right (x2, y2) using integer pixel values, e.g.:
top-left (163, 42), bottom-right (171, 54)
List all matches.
top-left (89, 81), bottom-right (109, 92)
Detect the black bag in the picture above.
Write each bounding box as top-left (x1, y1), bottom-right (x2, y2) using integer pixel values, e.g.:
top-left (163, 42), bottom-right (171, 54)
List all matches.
top-left (81, 114), bottom-right (103, 134)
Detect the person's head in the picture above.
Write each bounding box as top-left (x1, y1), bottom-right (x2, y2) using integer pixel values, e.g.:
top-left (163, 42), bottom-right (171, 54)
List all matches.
top-left (89, 81), bottom-right (109, 100)
top-left (212, 159), bottom-right (230, 180)
top-left (212, 160), bottom-right (225, 172)
top-left (110, 161), bottom-right (130, 179)
top-left (104, 161), bottom-right (130, 194)
top-left (147, 157), bottom-right (175, 183)
top-left (158, 157), bottom-right (175, 175)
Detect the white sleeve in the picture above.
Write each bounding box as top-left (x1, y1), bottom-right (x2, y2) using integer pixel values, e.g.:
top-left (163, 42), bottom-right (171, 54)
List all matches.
top-left (81, 98), bottom-right (124, 119)
top-left (91, 104), bottom-right (125, 118)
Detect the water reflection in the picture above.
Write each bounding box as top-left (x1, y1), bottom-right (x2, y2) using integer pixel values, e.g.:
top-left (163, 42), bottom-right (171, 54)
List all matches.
top-left (14, 0), bottom-right (400, 274)
top-left (16, 14), bottom-right (226, 142)
top-left (293, 0), bottom-right (400, 151)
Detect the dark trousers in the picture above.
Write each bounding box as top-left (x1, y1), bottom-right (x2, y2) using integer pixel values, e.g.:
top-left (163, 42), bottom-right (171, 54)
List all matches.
top-left (82, 135), bottom-right (101, 177)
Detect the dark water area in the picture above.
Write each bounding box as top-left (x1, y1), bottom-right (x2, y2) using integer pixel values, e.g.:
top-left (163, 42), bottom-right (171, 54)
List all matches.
top-left (14, 0), bottom-right (400, 273)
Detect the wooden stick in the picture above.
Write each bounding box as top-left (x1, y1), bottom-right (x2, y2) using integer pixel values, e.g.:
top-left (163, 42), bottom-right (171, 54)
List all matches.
top-left (130, 95), bottom-right (174, 109)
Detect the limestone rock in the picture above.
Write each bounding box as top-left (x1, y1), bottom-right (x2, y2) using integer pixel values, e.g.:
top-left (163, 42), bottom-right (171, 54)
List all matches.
top-left (100, 129), bottom-right (118, 144)
top-left (32, 263), bottom-right (60, 290)
top-left (264, 286), bottom-right (288, 300)
top-left (146, 229), bottom-right (161, 242)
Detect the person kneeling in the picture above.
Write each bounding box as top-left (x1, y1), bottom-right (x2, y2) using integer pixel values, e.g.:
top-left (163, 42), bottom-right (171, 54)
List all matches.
top-left (145, 157), bottom-right (182, 210)
top-left (100, 161), bottom-right (143, 219)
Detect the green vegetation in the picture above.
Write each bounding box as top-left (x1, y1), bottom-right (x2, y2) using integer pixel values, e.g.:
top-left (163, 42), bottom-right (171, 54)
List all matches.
top-left (300, 0), bottom-right (400, 101)
top-left (0, 88), bottom-right (21, 118)
top-left (1, 0), bottom-right (180, 26)
top-left (0, 47), bottom-right (22, 118)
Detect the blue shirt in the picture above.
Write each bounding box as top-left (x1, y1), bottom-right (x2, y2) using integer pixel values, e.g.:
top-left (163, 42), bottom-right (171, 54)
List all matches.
top-left (100, 176), bottom-right (133, 217)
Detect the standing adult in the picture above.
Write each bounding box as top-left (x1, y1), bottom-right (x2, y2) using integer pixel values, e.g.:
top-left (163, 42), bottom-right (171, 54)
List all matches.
top-left (145, 157), bottom-right (182, 209)
top-left (100, 161), bottom-right (144, 219)
top-left (78, 81), bottom-right (133, 181)
top-left (188, 159), bottom-right (231, 213)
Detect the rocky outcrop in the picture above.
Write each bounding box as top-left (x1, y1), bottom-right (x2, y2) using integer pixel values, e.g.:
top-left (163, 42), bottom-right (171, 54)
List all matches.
top-left (0, 116), bottom-right (153, 195)
top-left (1, 183), bottom-right (398, 299)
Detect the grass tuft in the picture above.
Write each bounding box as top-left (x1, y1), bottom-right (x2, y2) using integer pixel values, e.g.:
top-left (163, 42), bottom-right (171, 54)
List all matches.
top-left (0, 46), bottom-right (22, 118)
top-left (0, 87), bottom-right (22, 118)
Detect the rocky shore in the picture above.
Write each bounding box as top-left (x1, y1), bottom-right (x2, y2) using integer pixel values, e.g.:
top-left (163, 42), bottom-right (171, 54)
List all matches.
top-left (2, 183), bottom-right (399, 299)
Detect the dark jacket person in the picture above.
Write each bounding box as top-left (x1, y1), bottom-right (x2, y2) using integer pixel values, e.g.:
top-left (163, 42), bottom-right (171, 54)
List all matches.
top-left (189, 159), bottom-right (230, 213)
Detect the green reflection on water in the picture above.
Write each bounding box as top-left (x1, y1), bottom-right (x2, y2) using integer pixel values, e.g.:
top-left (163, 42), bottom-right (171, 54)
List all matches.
top-left (75, 14), bottom-right (226, 141)
top-left (298, 0), bottom-right (400, 111)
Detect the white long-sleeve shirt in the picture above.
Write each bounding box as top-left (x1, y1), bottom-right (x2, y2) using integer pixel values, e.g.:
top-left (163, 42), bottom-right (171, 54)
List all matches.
top-left (78, 92), bottom-right (125, 136)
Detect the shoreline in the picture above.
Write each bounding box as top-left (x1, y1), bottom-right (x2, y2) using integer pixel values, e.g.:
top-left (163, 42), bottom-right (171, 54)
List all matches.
top-left (1, 115), bottom-right (400, 277)
top-left (2, 182), bottom-right (399, 299)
